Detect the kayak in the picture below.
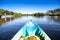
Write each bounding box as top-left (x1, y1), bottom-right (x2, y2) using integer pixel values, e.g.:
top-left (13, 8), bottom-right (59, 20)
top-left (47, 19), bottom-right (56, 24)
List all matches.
top-left (11, 21), bottom-right (51, 40)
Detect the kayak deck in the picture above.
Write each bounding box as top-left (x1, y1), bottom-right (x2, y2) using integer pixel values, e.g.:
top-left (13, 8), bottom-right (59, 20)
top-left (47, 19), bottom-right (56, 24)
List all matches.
top-left (11, 21), bottom-right (51, 40)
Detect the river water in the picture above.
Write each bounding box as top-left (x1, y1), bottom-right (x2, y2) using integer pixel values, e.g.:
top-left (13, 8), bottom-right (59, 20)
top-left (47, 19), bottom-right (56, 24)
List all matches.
top-left (0, 16), bottom-right (60, 40)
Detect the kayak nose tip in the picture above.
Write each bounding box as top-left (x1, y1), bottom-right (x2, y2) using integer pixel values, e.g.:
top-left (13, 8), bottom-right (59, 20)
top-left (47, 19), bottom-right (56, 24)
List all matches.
top-left (30, 19), bottom-right (32, 21)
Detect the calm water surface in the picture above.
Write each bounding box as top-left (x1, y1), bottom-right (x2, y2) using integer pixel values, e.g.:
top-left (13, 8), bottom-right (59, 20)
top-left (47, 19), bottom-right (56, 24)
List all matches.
top-left (0, 16), bottom-right (60, 40)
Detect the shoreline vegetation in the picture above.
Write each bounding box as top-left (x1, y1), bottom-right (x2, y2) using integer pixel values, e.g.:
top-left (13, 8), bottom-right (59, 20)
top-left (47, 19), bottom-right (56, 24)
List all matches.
top-left (0, 8), bottom-right (60, 18)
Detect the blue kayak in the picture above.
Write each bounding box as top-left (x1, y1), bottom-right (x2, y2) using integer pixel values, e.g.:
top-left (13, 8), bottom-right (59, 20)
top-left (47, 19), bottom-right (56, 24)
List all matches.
top-left (11, 21), bottom-right (51, 40)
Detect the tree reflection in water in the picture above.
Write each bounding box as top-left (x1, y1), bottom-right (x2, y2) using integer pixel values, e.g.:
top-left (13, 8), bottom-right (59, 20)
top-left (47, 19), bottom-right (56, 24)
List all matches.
top-left (48, 16), bottom-right (60, 23)
top-left (0, 17), bottom-right (14, 26)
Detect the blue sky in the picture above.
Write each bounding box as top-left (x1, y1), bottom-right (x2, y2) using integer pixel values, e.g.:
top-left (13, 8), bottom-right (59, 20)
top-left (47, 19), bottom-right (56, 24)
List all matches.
top-left (0, 0), bottom-right (60, 14)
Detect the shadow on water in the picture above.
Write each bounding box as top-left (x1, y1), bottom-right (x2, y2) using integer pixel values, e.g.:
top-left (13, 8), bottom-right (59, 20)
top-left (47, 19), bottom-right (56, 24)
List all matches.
top-left (0, 16), bottom-right (60, 40)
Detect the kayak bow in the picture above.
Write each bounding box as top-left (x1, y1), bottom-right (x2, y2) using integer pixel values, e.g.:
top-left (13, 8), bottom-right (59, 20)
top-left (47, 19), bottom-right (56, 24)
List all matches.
top-left (11, 21), bottom-right (51, 40)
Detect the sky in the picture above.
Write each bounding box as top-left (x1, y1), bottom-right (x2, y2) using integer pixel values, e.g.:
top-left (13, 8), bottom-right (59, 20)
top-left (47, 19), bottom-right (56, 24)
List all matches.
top-left (0, 0), bottom-right (60, 14)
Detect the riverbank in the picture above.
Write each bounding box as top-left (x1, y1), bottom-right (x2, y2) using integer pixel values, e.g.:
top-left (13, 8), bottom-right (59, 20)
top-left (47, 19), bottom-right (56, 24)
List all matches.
top-left (0, 8), bottom-right (60, 19)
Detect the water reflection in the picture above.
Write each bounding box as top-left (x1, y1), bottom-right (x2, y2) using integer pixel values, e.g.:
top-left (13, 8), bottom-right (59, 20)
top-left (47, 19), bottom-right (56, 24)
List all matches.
top-left (48, 16), bottom-right (60, 23)
top-left (0, 17), bottom-right (14, 25)
top-left (33, 16), bottom-right (44, 18)
top-left (0, 16), bottom-right (60, 26)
